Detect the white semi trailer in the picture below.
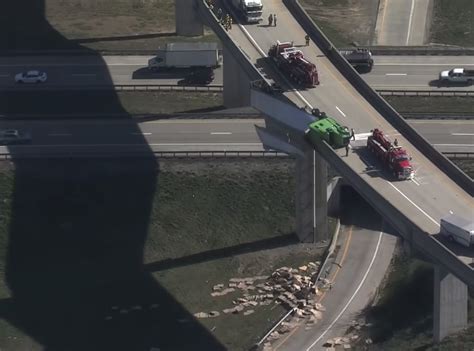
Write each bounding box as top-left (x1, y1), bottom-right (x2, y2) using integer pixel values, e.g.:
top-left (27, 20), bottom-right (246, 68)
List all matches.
top-left (440, 214), bottom-right (474, 248)
top-left (231, 0), bottom-right (263, 23)
top-left (148, 42), bottom-right (221, 71)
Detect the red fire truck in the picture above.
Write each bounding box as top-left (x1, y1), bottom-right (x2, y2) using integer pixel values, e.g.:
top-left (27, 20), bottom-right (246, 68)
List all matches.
top-left (268, 41), bottom-right (319, 87)
top-left (367, 129), bottom-right (414, 180)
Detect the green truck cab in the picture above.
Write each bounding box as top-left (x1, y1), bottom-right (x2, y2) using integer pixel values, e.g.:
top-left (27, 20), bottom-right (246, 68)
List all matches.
top-left (305, 113), bottom-right (351, 149)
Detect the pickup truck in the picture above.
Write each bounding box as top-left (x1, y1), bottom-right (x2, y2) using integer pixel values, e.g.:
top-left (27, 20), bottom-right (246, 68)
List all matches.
top-left (439, 68), bottom-right (474, 85)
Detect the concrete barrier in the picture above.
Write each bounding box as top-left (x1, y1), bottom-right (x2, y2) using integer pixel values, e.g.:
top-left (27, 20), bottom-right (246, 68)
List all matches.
top-left (339, 46), bottom-right (474, 56)
top-left (311, 138), bottom-right (474, 287)
top-left (283, 0), bottom-right (474, 196)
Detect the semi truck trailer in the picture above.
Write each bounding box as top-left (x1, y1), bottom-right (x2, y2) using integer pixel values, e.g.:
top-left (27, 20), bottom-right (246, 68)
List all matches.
top-left (148, 42), bottom-right (221, 71)
top-left (440, 214), bottom-right (474, 248)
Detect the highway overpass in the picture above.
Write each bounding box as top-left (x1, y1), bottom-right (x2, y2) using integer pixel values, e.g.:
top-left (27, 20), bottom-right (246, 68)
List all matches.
top-left (1, 55), bottom-right (474, 92)
top-left (175, 0), bottom-right (474, 343)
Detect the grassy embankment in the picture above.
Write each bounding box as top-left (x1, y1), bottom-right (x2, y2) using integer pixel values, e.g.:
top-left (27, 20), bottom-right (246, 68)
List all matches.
top-left (430, 0), bottom-right (474, 47)
top-left (385, 96), bottom-right (474, 115)
top-left (0, 158), bottom-right (329, 351)
top-left (4, 0), bottom-right (217, 51)
top-left (352, 254), bottom-right (474, 351)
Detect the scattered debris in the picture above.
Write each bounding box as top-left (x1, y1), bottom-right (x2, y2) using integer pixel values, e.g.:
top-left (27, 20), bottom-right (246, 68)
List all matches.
top-left (194, 312), bottom-right (209, 319)
top-left (243, 309), bottom-right (255, 316)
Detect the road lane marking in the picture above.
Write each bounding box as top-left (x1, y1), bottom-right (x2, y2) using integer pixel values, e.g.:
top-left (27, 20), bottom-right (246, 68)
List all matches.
top-left (387, 182), bottom-right (439, 226)
top-left (307, 230), bottom-right (384, 350)
top-left (48, 133), bottom-right (71, 137)
top-left (411, 177), bottom-right (420, 186)
top-left (12, 142), bottom-right (263, 147)
top-left (406, 0), bottom-right (416, 45)
top-left (451, 133), bottom-right (474, 136)
top-left (210, 132), bottom-right (232, 135)
top-left (335, 106), bottom-right (346, 117)
top-left (71, 73), bottom-right (97, 77)
top-left (385, 73), bottom-right (407, 76)
top-left (434, 143), bottom-right (474, 147)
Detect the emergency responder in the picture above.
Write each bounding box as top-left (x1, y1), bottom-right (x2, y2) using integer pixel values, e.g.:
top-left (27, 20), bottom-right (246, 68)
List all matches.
top-left (394, 138), bottom-right (399, 147)
top-left (350, 128), bottom-right (355, 141)
top-left (217, 8), bottom-right (223, 20)
top-left (305, 34), bottom-right (310, 46)
top-left (273, 14), bottom-right (277, 26)
top-left (345, 144), bottom-right (350, 157)
top-left (268, 14), bottom-right (273, 26)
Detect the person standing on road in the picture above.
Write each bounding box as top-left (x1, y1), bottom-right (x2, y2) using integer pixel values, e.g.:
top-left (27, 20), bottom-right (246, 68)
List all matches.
top-left (273, 14), bottom-right (277, 26)
top-left (345, 144), bottom-right (350, 157)
top-left (350, 128), bottom-right (355, 141)
top-left (268, 14), bottom-right (273, 26)
top-left (305, 34), bottom-right (310, 46)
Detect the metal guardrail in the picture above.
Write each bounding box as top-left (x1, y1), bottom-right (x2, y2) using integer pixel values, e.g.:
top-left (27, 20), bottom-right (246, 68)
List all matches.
top-left (3, 84), bottom-right (473, 96)
top-left (0, 150), bottom-right (290, 160)
top-left (1, 150), bottom-right (470, 160)
top-left (2, 84), bottom-right (224, 93)
top-left (378, 90), bottom-right (474, 97)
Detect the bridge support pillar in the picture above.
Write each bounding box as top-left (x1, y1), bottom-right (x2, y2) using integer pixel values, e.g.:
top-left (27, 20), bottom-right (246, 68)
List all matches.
top-left (223, 46), bottom-right (251, 108)
top-left (175, 0), bottom-right (204, 36)
top-left (296, 148), bottom-right (328, 243)
top-left (433, 265), bottom-right (468, 342)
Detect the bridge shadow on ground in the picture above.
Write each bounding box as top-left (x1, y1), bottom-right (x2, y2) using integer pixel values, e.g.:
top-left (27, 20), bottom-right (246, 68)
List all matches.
top-left (0, 2), bottom-right (225, 350)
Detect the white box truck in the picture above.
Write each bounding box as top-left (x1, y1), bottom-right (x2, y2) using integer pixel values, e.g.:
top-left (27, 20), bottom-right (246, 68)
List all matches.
top-left (148, 42), bottom-right (221, 71)
top-left (232, 0), bottom-right (263, 23)
top-left (440, 214), bottom-right (474, 248)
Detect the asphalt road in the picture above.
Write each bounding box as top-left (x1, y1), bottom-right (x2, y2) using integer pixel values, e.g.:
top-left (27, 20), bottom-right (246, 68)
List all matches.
top-left (375, 0), bottom-right (431, 45)
top-left (0, 118), bottom-right (472, 154)
top-left (1, 55), bottom-right (474, 91)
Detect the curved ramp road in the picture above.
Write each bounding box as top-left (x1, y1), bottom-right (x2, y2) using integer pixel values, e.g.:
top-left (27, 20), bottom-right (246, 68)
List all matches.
top-left (1, 55), bottom-right (474, 91)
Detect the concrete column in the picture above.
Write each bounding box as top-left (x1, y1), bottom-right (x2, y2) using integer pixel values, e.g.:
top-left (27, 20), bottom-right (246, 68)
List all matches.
top-left (223, 46), bottom-right (251, 108)
top-left (295, 148), bottom-right (328, 243)
top-left (433, 265), bottom-right (468, 343)
top-left (175, 0), bottom-right (204, 36)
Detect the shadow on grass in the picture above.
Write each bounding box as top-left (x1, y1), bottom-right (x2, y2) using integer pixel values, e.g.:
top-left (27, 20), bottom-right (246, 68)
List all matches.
top-left (146, 233), bottom-right (298, 272)
top-left (0, 1), bottom-right (226, 350)
top-left (363, 257), bottom-right (434, 343)
top-left (73, 32), bottom-right (176, 44)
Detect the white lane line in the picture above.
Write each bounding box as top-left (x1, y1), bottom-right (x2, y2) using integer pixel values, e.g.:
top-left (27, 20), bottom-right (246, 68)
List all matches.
top-left (411, 177), bottom-right (420, 186)
top-left (234, 17), bottom-right (314, 109)
top-left (406, 0), bottom-right (416, 45)
top-left (387, 182), bottom-right (439, 226)
top-left (0, 63), bottom-right (146, 67)
top-left (385, 73), bottom-right (407, 76)
top-left (48, 133), bottom-right (72, 137)
top-left (335, 106), bottom-right (346, 118)
top-left (72, 73), bottom-right (97, 77)
top-left (131, 132), bottom-right (152, 136)
top-left (451, 133), bottom-right (474, 136)
top-left (376, 63), bottom-right (474, 66)
top-left (307, 230), bottom-right (384, 350)
top-left (211, 132), bottom-right (232, 135)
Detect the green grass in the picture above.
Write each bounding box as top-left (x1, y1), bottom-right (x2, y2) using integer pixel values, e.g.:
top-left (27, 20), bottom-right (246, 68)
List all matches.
top-left (0, 91), bottom-right (223, 116)
top-left (430, 0), bottom-right (474, 47)
top-left (384, 96), bottom-right (474, 114)
top-left (2, 0), bottom-right (218, 51)
top-left (0, 158), bottom-right (326, 351)
top-left (351, 253), bottom-right (474, 350)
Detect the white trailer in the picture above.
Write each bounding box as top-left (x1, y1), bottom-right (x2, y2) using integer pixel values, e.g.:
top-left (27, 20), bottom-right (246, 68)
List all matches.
top-left (440, 214), bottom-right (474, 248)
top-left (231, 0), bottom-right (263, 23)
top-left (148, 42), bottom-right (221, 71)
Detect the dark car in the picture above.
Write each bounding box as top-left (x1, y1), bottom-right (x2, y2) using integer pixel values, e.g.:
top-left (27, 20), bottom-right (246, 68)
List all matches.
top-left (184, 68), bottom-right (215, 85)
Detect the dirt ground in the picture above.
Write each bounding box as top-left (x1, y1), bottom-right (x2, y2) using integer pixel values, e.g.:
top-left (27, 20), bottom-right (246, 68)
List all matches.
top-left (300, 0), bottom-right (380, 47)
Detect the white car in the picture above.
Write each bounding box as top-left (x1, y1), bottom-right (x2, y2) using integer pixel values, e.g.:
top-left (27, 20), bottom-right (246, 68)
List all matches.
top-left (0, 129), bottom-right (32, 145)
top-left (15, 70), bottom-right (47, 84)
